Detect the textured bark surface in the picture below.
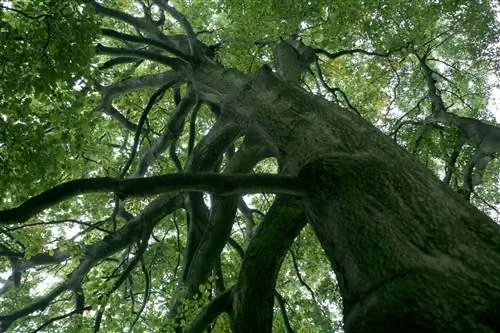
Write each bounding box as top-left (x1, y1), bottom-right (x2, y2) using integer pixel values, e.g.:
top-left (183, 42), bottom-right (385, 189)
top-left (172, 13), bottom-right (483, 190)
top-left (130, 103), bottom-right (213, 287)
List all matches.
top-left (231, 197), bottom-right (306, 333)
top-left (192, 64), bottom-right (500, 332)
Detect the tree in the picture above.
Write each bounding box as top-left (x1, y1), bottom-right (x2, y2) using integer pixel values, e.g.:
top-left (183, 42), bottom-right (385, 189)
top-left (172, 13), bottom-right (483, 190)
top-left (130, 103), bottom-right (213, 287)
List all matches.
top-left (1, 0), bottom-right (500, 332)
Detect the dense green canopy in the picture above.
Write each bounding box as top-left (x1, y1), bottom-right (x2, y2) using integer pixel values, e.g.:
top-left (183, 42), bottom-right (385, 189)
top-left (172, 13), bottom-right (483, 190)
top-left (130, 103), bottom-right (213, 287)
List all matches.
top-left (0, 0), bottom-right (499, 332)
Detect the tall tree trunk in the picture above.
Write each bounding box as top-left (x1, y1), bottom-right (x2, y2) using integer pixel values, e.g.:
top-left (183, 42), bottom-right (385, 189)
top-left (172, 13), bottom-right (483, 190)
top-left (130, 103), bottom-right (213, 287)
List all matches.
top-left (193, 64), bottom-right (500, 332)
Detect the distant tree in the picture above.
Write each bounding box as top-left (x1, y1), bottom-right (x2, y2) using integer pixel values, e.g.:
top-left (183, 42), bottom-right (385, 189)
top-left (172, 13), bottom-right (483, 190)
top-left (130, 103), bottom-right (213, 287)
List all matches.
top-left (1, 1), bottom-right (500, 332)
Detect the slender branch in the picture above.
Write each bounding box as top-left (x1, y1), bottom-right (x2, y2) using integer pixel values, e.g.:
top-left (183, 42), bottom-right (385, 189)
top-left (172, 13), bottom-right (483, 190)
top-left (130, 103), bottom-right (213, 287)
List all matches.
top-left (119, 84), bottom-right (170, 178)
top-left (315, 43), bottom-right (407, 61)
top-left (0, 5), bottom-right (48, 20)
top-left (389, 96), bottom-right (426, 138)
top-left (30, 306), bottom-right (92, 333)
top-left (133, 87), bottom-right (196, 177)
top-left (96, 71), bottom-right (182, 133)
top-left (188, 99), bottom-right (202, 156)
top-left (170, 137), bottom-right (184, 172)
top-left (0, 270), bottom-right (78, 331)
top-left (228, 238), bottom-right (244, 258)
top-left (129, 257), bottom-right (151, 330)
top-left (290, 249), bottom-right (318, 304)
top-left (443, 144), bottom-right (461, 185)
top-left (275, 292), bottom-right (294, 333)
top-left (314, 59), bottom-right (359, 114)
top-left (0, 194), bottom-right (182, 331)
top-left (93, 235), bottom-right (150, 332)
top-left (418, 54), bottom-right (447, 116)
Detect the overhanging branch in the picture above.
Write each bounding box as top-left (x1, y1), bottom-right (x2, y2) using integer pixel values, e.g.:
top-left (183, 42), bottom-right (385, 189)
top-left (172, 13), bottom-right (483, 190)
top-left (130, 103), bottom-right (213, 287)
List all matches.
top-left (95, 44), bottom-right (184, 69)
top-left (98, 71), bottom-right (181, 103)
top-left (101, 28), bottom-right (189, 60)
top-left (0, 173), bottom-right (306, 224)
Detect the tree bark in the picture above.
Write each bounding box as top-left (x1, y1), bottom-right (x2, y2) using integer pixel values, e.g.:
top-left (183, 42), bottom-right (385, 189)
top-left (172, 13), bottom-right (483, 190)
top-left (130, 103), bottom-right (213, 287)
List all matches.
top-left (192, 64), bottom-right (500, 332)
top-left (231, 197), bottom-right (306, 333)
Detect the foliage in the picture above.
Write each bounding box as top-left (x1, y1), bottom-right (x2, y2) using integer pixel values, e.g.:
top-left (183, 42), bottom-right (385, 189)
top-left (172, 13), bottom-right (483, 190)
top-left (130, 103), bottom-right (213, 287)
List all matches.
top-left (0, 0), bottom-right (499, 332)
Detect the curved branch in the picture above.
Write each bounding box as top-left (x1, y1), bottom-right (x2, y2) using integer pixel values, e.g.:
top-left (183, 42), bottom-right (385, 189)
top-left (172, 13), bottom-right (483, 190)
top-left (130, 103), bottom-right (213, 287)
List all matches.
top-left (88, 0), bottom-right (199, 60)
top-left (120, 84), bottom-right (171, 178)
top-left (101, 28), bottom-right (189, 60)
top-left (95, 44), bottom-right (184, 69)
top-left (31, 306), bottom-right (92, 333)
top-left (231, 197), bottom-right (307, 332)
top-left (0, 194), bottom-right (182, 331)
top-left (99, 56), bottom-right (141, 70)
top-left (97, 71), bottom-right (182, 102)
top-left (93, 235), bottom-right (151, 332)
top-left (0, 5), bottom-right (48, 20)
top-left (0, 173), bottom-right (306, 224)
top-left (315, 43), bottom-right (408, 61)
top-left (96, 71), bottom-right (182, 132)
top-left (290, 249), bottom-right (318, 304)
top-left (133, 87), bottom-right (196, 177)
top-left (314, 59), bottom-right (358, 113)
top-left (184, 287), bottom-right (233, 333)
top-left (186, 120), bottom-right (242, 172)
top-left (102, 105), bottom-right (147, 133)
top-left (99, 71), bottom-right (181, 101)
top-left (275, 292), bottom-right (294, 333)
top-left (152, 0), bottom-right (197, 58)
top-left (86, 0), bottom-right (159, 35)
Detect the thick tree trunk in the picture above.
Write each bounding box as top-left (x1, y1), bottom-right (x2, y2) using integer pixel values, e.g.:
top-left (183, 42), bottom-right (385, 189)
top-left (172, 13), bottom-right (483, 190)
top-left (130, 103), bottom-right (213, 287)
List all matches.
top-left (193, 64), bottom-right (500, 332)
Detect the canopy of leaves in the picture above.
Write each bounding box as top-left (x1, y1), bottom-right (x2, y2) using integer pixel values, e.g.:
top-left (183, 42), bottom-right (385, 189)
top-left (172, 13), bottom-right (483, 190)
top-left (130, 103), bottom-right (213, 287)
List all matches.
top-left (0, 0), bottom-right (499, 332)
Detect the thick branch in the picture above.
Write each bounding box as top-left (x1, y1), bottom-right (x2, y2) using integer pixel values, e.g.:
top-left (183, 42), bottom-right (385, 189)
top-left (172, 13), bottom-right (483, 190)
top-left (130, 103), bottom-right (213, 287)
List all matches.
top-left (99, 71), bottom-right (181, 101)
top-left (99, 56), bottom-right (140, 70)
top-left (153, 0), bottom-right (198, 58)
top-left (231, 197), bottom-right (307, 333)
top-left (0, 173), bottom-right (306, 224)
top-left (184, 287), bottom-right (233, 333)
top-left (101, 28), bottom-right (189, 60)
top-left (184, 142), bottom-right (271, 298)
top-left (96, 44), bottom-right (184, 69)
top-left (87, 0), bottom-right (160, 35)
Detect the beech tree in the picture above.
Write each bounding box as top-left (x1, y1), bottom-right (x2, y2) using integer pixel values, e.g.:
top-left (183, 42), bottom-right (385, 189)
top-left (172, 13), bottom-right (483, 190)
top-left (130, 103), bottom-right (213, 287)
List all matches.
top-left (1, 1), bottom-right (500, 332)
